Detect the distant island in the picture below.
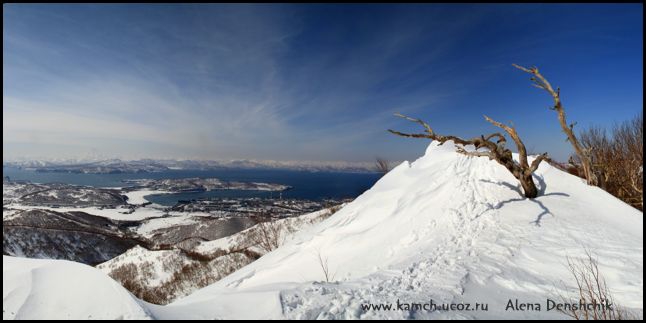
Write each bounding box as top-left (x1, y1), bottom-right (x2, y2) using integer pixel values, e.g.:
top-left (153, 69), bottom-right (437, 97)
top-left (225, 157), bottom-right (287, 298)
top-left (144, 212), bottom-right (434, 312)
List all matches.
top-left (122, 177), bottom-right (290, 192)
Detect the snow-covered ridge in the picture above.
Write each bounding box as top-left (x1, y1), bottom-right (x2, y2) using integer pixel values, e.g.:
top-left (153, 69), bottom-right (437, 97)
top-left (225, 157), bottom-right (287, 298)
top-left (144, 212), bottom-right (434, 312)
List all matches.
top-left (95, 207), bottom-right (339, 304)
top-left (3, 141), bottom-right (643, 319)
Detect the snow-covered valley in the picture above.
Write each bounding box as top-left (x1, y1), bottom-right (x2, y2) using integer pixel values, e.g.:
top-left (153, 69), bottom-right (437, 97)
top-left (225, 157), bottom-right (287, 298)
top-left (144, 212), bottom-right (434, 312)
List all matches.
top-left (3, 141), bottom-right (643, 319)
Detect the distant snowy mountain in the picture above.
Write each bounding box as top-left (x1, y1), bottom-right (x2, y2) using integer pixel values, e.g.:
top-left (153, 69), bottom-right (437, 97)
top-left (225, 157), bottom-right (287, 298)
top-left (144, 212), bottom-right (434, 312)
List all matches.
top-left (3, 158), bottom-right (379, 174)
top-left (3, 141), bottom-right (642, 319)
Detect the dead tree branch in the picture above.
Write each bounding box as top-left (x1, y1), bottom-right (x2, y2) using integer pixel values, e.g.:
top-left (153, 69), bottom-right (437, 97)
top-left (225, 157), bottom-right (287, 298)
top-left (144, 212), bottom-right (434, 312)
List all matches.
top-left (513, 64), bottom-right (597, 186)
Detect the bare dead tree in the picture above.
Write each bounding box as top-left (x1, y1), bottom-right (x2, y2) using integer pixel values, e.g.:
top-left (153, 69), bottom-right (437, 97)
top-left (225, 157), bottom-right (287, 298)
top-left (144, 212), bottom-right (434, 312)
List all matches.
top-left (556, 250), bottom-right (635, 320)
top-left (388, 113), bottom-right (548, 198)
top-left (513, 64), bottom-right (598, 186)
top-left (579, 114), bottom-right (643, 210)
top-left (249, 214), bottom-right (284, 253)
top-left (375, 157), bottom-right (391, 175)
top-left (613, 114), bottom-right (643, 210)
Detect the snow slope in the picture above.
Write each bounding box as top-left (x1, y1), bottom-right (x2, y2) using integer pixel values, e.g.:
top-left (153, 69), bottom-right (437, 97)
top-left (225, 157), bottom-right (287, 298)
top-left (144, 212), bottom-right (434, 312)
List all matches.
top-left (95, 207), bottom-right (340, 304)
top-left (153, 141), bottom-right (642, 319)
top-left (3, 141), bottom-right (643, 319)
top-left (2, 256), bottom-right (151, 320)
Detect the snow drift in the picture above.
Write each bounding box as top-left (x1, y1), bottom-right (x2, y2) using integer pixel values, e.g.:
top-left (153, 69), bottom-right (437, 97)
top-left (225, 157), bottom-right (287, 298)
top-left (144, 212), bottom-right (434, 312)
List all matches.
top-left (2, 256), bottom-right (151, 319)
top-left (3, 141), bottom-right (643, 319)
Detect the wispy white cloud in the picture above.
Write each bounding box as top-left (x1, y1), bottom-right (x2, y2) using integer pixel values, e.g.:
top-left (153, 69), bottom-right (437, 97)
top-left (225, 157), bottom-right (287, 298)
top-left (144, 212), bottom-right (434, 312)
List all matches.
top-left (4, 5), bottom-right (479, 162)
top-left (7, 4), bottom-right (636, 162)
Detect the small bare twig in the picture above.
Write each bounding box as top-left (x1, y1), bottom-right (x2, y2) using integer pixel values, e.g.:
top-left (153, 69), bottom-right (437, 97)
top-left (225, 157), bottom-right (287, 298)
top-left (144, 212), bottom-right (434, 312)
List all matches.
top-left (375, 157), bottom-right (391, 175)
top-left (555, 249), bottom-right (635, 320)
top-left (317, 250), bottom-right (336, 283)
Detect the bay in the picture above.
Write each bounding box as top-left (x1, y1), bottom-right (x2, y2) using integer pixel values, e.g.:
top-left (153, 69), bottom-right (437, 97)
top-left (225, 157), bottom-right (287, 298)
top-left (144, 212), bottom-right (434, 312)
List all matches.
top-left (3, 167), bottom-right (381, 206)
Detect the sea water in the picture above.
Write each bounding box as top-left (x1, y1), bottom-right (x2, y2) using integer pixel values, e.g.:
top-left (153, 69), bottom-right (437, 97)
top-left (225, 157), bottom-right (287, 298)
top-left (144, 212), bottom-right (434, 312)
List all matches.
top-left (3, 167), bottom-right (381, 206)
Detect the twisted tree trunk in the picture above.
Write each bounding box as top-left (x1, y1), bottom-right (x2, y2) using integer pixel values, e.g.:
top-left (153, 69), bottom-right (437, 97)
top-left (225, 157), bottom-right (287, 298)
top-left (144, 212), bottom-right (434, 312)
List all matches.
top-left (519, 173), bottom-right (538, 199)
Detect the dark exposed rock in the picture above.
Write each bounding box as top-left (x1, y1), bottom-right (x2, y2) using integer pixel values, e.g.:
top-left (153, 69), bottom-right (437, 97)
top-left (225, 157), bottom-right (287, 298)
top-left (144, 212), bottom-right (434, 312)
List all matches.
top-left (2, 209), bottom-right (145, 265)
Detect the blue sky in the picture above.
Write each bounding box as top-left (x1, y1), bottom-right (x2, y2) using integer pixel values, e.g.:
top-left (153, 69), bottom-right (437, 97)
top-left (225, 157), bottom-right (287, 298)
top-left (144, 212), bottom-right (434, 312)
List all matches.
top-left (3, 4), bottom-right (643, 162)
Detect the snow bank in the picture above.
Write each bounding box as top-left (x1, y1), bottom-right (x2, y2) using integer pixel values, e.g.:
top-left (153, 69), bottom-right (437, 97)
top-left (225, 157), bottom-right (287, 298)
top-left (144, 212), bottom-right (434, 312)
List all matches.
top-left (2, 256), bottom-right (151, 320)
